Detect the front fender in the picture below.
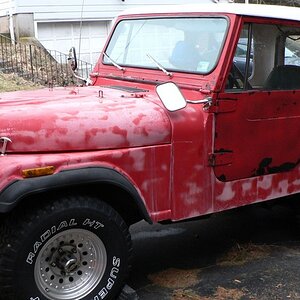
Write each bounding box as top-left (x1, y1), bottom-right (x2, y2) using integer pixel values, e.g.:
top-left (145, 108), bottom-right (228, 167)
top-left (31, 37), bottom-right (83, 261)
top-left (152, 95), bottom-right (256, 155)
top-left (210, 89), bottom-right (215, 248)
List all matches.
top-left (0, 167), bottom-right (151, 223)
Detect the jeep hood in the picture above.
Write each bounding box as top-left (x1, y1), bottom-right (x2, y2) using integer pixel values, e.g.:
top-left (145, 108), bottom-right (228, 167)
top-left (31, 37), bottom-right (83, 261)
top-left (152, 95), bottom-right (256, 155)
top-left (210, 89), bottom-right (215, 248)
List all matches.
top-left (0, 86), bottom-right (171, 153)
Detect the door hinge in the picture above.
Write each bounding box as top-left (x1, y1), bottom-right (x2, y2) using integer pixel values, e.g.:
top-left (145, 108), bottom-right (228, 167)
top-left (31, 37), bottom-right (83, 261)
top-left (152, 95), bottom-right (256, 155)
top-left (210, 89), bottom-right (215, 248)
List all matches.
top-left (208, 151), bottom-right (233, 166)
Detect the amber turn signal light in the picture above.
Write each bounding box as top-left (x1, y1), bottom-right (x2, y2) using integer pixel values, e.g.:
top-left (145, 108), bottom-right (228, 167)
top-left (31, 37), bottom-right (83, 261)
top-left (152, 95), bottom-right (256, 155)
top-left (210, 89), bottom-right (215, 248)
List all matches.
top-left (22, 166), bottom-right (55, 178)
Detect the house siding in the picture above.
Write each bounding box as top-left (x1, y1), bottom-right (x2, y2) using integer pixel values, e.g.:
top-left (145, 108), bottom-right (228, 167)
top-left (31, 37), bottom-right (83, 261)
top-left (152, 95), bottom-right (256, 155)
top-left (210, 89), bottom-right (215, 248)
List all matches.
top-left (0, 0), bottom-right (14, 16)
top-left (13, 0), bottom-right (199, 21)
top-left (0, 1), bottom-right (10, 15)
top-left (0, 0), bottom-right (17, 35)
top-left (1, 0), bottom-right (209, 64)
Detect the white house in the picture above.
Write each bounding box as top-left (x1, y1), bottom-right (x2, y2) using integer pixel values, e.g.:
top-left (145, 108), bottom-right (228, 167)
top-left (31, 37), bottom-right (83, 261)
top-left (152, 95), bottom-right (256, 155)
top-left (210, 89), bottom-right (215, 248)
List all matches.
top-left (0, 0), bottom-right (230, 64)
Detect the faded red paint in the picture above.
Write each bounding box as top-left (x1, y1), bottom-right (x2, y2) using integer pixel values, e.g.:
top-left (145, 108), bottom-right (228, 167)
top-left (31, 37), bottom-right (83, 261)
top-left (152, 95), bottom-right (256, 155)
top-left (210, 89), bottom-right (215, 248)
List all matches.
top-left (1, 7), bottom-right (300, 225)
top-left (133, 114), bottom-right (147, 126)
top-left (0, 86), bottom-right (171, 153)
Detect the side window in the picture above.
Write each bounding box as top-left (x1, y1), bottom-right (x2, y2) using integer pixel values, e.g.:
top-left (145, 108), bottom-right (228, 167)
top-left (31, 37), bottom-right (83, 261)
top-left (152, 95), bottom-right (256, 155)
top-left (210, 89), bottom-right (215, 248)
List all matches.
top-left (226, 24), bottom-right (253, 90)
top-left (285, 35), bottom-right (300, 67)
top-left (225, 22), bottom-right (300, 92)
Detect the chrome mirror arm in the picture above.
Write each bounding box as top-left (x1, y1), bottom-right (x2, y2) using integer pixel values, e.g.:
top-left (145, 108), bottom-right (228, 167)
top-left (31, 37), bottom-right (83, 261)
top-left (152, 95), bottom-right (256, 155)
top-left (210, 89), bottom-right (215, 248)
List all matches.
top-left (186, 97), bottom-right (213, 110)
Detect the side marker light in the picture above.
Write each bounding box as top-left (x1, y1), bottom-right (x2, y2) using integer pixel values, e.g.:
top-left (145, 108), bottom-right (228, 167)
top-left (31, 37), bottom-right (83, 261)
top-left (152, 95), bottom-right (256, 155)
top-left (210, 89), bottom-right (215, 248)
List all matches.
top-left (22, 166), bottom-right (55, 178)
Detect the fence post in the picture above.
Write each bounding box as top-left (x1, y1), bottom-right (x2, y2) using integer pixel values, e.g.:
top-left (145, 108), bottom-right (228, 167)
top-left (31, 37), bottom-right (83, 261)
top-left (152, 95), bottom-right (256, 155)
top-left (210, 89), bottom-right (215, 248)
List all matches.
top-left (0, 36), bottom-right (3, 67)
top-left (29, 44), bottom-right (34, 82)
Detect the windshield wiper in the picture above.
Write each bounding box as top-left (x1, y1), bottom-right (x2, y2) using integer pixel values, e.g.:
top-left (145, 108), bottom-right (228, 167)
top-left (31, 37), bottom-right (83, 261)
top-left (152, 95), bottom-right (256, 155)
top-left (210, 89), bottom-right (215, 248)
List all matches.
top-left (147, 53), bottom-right (173, 78)
top-left (103, 52), bottom-right (126, 72)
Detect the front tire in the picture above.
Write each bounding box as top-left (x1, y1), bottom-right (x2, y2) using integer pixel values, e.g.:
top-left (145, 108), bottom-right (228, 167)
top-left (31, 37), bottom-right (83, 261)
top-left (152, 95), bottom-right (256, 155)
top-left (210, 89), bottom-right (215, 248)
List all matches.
top-left (0, 194), bottom-right (132, 300)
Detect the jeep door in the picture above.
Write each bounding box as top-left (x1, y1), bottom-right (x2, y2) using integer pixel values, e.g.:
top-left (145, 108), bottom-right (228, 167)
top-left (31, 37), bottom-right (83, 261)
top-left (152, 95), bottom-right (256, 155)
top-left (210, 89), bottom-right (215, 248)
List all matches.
top-left (213, 20), bottom-right (300, 182)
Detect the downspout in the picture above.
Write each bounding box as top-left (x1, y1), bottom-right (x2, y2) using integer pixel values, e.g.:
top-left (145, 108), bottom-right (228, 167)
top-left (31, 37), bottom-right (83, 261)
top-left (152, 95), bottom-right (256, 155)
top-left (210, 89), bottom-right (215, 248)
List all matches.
top-left (8, 0), bottom-right (15, 43)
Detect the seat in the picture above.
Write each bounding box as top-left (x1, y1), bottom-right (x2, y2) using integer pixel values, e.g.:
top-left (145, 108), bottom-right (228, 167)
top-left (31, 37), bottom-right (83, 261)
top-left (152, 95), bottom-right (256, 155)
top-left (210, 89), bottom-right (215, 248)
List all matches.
top-left (169, 41), bottom-right (199, 71)
top-left (264, 65), bottom-right (300, 90)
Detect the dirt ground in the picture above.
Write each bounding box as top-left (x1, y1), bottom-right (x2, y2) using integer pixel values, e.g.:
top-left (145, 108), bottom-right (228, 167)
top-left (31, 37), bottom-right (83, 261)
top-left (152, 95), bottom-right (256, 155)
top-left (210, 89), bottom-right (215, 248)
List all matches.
top-left (0, 72), bottom-right (41, 92)
top-left (128, 202), bottom-right (300, 300)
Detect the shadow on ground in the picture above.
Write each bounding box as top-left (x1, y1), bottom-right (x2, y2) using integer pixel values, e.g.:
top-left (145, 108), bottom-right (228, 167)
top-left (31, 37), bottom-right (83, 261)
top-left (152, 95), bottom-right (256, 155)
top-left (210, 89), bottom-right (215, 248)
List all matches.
top-left (128, 203), bottom-right (300, 300)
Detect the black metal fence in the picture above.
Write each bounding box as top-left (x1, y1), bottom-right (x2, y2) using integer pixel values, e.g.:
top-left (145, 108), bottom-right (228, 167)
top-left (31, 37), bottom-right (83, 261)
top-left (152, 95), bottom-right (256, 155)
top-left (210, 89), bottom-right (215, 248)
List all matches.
top-left (0, 34), bottom-right (93, 86)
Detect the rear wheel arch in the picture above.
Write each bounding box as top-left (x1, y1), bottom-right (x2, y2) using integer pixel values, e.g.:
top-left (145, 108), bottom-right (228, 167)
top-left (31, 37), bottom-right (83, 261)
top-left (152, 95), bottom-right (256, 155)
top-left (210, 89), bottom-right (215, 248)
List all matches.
top-left (0, 167), bottom-right (152, 225)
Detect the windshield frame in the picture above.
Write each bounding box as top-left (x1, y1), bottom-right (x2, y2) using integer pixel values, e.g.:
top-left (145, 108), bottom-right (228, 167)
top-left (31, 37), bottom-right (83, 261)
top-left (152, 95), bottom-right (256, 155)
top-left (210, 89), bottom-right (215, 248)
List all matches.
top-left (102, 16), bottom-right (229, 75)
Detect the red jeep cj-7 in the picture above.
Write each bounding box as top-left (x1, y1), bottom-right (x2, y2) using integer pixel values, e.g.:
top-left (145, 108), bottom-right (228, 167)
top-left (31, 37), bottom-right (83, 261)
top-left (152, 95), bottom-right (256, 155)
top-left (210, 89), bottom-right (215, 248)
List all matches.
top-left (1, 3), bottom-right (300, 300)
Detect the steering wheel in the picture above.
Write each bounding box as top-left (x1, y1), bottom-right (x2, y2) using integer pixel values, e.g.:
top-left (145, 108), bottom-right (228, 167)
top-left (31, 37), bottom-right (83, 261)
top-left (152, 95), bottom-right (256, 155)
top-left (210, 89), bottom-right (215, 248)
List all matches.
top-left (226, 62), bottom-right (252, 90)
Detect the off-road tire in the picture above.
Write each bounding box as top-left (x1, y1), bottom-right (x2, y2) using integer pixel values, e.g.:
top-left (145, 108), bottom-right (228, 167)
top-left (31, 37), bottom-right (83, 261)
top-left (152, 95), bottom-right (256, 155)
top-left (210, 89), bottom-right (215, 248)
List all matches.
top-left (0, 194), bottom-right (132, 300)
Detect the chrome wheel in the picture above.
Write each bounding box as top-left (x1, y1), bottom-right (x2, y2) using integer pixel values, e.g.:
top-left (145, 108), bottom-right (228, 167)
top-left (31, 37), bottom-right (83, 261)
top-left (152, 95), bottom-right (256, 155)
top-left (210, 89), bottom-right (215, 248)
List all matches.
top-left (34, 229), bottom-right (107, 300)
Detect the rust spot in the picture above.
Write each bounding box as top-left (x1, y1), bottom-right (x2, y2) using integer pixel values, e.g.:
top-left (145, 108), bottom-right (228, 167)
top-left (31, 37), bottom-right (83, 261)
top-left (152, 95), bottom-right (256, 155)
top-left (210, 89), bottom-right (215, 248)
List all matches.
top-left (100, 115), bottom-right (109, 121)
top-left (254, 157), bottom-right (300, 176)
top-left (255, 157), bottom-right (273, 176)
top-left (130, 93), bottom-right (145, 98)
top-left (269, 161), bottom-right (300, 173)
top-left (218, 174), bottom-right (226, 181)
top-left (133, 126), bottom-right (149, 136)
top-left (112, 126), bottom-right (127, 138)
top-left (133, 113), bottom-right (146, 126)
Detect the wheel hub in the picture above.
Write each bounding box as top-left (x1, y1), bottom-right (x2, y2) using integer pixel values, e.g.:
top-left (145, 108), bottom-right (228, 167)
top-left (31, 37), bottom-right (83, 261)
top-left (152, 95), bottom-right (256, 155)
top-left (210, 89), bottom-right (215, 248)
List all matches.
top-left (50, 245), bottom-right (80, 275)
top-left (34, 229), bottom-right (107, 300)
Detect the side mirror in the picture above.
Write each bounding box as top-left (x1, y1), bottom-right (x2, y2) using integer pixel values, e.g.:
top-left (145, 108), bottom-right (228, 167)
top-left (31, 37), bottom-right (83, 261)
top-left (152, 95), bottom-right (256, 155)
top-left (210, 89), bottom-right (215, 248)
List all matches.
top-left (156, 82), bottom-right (187, 112)
top-left (66, 47), bottom-right (91, 85)
top-left (68, 47), bottom-right (78, 71)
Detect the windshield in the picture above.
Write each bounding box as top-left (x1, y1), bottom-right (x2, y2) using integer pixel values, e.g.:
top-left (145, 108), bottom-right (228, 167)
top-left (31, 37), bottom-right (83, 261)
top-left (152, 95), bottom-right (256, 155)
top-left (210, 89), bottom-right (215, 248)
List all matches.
top-left (104, 17), bottom-right (228, 74)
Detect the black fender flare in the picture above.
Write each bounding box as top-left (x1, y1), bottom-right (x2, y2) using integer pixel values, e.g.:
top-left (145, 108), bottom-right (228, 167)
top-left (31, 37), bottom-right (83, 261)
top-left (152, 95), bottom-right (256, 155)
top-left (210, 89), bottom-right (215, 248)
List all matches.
top-left (0, 167), bottom-right (152, 223)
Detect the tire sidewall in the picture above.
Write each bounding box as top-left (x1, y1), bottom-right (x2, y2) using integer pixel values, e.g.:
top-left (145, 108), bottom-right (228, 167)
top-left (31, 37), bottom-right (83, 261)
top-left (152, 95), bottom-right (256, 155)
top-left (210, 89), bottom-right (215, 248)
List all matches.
top-left (13, 203), bottom-right (129, 300)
